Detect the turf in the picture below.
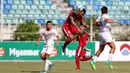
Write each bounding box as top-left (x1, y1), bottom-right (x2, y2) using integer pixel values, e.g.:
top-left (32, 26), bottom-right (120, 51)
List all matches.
top-left (0, 61), bottom-right (130, 73)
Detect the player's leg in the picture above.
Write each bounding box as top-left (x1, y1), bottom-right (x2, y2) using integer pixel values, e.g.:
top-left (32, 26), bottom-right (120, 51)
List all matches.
top-left (75, 46), bottom-right (82, 70)
top-left (105, 35), bottom-right (115, 69)
top-left (90, 34), bottom-right (106, 70)
top-left (62, 26), bottom-right (74, 53)
top-left (80, 51), bottom-right (92, 61)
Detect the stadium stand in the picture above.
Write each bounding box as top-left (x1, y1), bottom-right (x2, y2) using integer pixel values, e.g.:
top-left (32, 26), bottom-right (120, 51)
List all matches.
top-left (1, 0), bottom-right (72, 25)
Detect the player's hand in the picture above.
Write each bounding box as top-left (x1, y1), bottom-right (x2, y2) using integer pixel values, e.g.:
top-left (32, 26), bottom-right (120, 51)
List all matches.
top-left (114, 20), bottom-right (120, 24)
top-left (36, 42), bottom-right (39, 46)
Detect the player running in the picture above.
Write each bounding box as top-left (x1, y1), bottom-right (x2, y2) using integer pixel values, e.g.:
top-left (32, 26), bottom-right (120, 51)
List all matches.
top-left (90, 6), bottom-right (120, 70)
top-left (36, 21), bottom-right (60, 73)
top-left (62, 9), bottom-right (88, 54)
top-left (75, 29), bottom-right (92, 70)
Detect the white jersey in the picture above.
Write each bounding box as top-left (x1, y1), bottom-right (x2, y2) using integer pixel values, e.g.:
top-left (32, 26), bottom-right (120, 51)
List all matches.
top-left (96, 14), bottom-right (111, 32)
top-left (40, 29), bottom-right (58, 46)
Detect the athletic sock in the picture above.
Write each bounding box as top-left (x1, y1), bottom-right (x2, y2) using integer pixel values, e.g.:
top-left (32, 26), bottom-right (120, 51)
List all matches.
top-left (75, 56), bottom-right (80, 69)
top-left (108, 53), bottom-right (114, 62)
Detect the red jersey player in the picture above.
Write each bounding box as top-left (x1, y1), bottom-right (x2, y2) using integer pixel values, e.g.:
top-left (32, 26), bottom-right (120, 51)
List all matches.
top-left (62, 9), bottom-right (88, 54)
top-left (75, 30), bottom-right (92, 70)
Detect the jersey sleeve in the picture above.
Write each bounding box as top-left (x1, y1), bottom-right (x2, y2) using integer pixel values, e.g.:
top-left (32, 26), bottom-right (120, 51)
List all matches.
top-left (69, 12), bottom-right (74, 20)
top-left (40, 29), bottom-right (45, 37)
top-left (80, 18), bottom-right (85, 25)
top-left (85, 33), bottom-right (89, 39)
top-left (104, 14), bottom-right (110, 20)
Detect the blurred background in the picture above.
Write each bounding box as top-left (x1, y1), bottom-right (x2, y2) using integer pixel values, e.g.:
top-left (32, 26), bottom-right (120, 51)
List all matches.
top-left (0, 0), bottom-right (130, 41)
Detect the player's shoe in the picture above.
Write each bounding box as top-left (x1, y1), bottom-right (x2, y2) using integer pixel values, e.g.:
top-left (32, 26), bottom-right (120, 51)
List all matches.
top-left (61, 45), bottom-right (66, 54)
top-left (75, 68), bottom-right (80, 71)
top-left (48, 64), bottom-right (54, 71)
top-left (106, 60), bottom-right (113, 69)
top-left (40, 70), bottom-right (47, 73)
top-left (90, 60), bottom-right (96, 70)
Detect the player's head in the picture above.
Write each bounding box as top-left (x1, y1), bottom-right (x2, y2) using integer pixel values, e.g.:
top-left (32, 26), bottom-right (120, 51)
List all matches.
top-left (101, 6), bottom-right (108, 14)
top-left (78, 9), bottom-right (86, 17)
top-left (46, 21), bottom-right (52, 30)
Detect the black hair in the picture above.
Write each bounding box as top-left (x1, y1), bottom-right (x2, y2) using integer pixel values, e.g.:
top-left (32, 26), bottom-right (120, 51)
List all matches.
top-left (81, 9), bottom-right (86, 14)
top-left (46, 21), bottom-right (52, 25)
top-left (101, 6), bottom-right (108, 14)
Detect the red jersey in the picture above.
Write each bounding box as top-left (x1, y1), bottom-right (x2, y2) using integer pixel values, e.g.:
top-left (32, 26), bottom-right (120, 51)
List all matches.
top-left (63, 11), bottom-right (84, 26)
top-left (78, 33), bottom-right (89, 46)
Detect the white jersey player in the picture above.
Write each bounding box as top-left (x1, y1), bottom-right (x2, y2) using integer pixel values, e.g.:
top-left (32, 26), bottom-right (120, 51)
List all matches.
top-left (90, 6), bottom-right (120, 70)
top-left (36, 21), bottom-right (60, 73)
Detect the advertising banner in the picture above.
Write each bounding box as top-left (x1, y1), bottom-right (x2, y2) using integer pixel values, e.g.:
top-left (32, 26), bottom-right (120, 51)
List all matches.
top-left (95, 42), bottom-right (130, 61)
top-left (0, 41), bottom-right (95, 61)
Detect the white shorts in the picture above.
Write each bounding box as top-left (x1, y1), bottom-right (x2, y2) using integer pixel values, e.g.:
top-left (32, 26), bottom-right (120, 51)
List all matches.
top-left (100, 31), bottom-right (113, 45)
top-left (41, 45), bottom-right (54, 55)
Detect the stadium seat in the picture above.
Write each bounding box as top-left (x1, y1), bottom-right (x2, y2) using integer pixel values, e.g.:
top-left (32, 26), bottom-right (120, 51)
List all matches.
top-left (25, 5), bottom-right (31, 9)
top-left (34, 0), bottom-right (39, 5)
top-left (31, 5), bottom-right (38, 10)
top-left (19, 19), bottom-right (24, 24)
top-left (39, 0), bottom-right (45, 5)
top-left (14, 0), bottom-right (20, 5)
top-left (6, 19), bottom-right (12, 24)
top-left (106, 1), bottom-right (113, 6)
top-left (52, 20), bottom-right (58, 24)
top-left (38, 5), bottom-right (44, 9)
top-left (38, 19), bottom-right (45, 24)
top-left (44, 5), bottom-right (50, 10)
top-left (16, 10), bottom-right (22, 14)
top-left (21, 0), bottom-right (26, 5)
top-left (14, 14), bottom-right (20, 18)
top-left (40, 15), bottom-right (47, 19)
top-left (3, 10), bottom-right (9, 14)
top-left (3, 0), bottom-right (6, 4)
top-left (35, 10), bottom-right (42, 14)
top-left (29, 10), bottom-right (35, 14)
top-left (21, 14), bottom-right (26, 18)
top-left (51, 5), bottom-right (56, 10)
top-left (7, 0), bottom-right (13, 5)
top-left (47, 15), bottom-right (53, 18)
top-left (69, 1), bottom-right (76, 6)
top-left (3, 15), bottom-right (8, 19)
top-left (22, 10), bottom-right (28, 14)
top-left (46, 0), bottom-right (53, 6)
top-left (49, 10), bottom-right (55, 14)
top-left (4, 4), bottom-right (12, 10)
top-left (57, 19), bottom-right (65, 24)
top-left (18, 5), bottom-right (24, 9)
top-left (10, 10), bottom-right (15, 14)
top-left (12, 5), bottom-right (18, 10)
top-left (26, 0), bottom-right (33, 5)
top-left (94, 1), bottom-right (100, 6)
top-left (8, 14), bottom-right (14, 18)
top-left (34, 15), bottom-right (40, 19)
top-left (93, 6), bottom-right (99, 10)
top-left (53, 14), bottom-right (60, 19)
top-left (12, 19), bottom-right (19, 24)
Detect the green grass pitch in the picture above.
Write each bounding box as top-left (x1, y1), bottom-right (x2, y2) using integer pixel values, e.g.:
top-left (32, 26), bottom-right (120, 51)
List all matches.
top-left (0, 61), bottom-right (130, 73)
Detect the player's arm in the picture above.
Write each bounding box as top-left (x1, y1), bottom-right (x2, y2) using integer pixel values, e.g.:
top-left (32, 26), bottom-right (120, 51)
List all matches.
top-left (81, 21), bottom-right (89, 28)
top-left (70, 16), bottom-right (79, 29)
top-left (36, 32), bottom-right (43, 46)
top-left (105, 19), bottom-right (120, 24)
top-left (56, 35), bottom-right (60, 47)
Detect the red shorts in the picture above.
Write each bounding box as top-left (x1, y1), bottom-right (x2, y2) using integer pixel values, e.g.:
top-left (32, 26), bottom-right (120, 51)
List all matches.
top-left (76, 46), bottom-right (86, 57)
top-left (62, 23), bottom-right (79, 36)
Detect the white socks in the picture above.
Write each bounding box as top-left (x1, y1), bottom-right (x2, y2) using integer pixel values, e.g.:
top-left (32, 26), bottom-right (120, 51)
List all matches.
top-left (93, 56), bottom-right (98, 63)
top-left (108, 53), bottom-right (114, 61)
top-left (44, 60), bottom-right (52, 71)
